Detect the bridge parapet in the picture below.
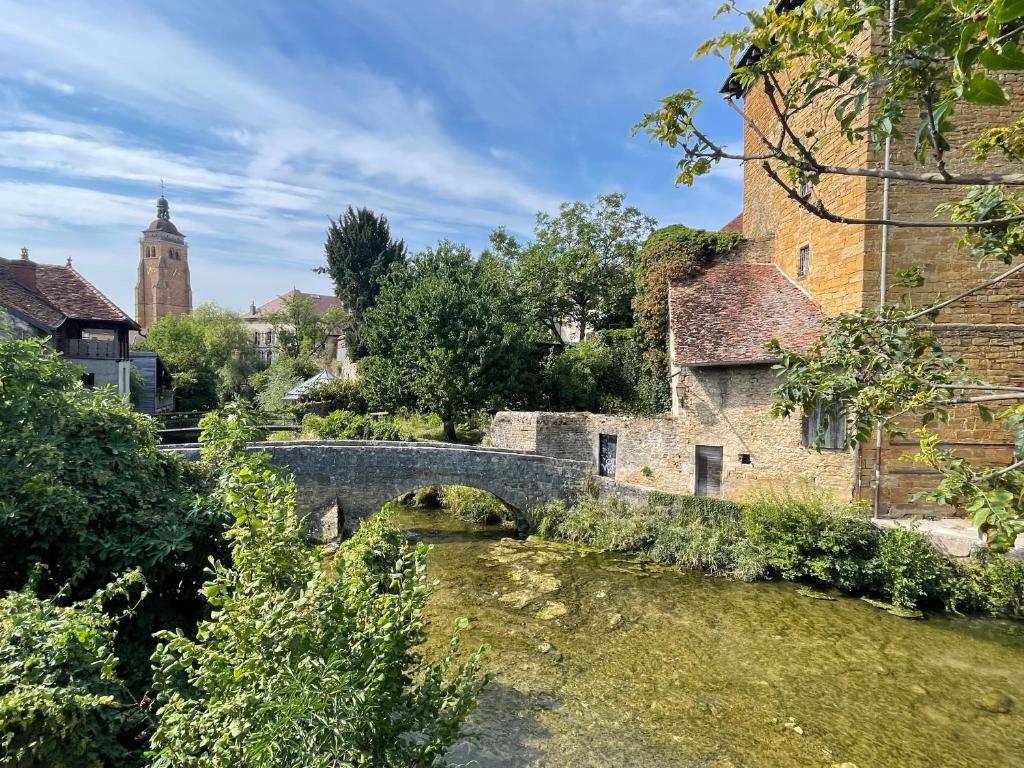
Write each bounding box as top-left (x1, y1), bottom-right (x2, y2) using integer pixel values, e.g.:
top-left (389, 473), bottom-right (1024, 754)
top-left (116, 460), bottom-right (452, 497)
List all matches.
top-left (165, 440), bottom-right (591, 540)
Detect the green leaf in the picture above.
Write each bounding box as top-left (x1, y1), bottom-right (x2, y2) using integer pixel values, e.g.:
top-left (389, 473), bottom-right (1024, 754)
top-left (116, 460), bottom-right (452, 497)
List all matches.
top-left (980, 42), bottom-right (1024, 71)
top-left (963, 73), bottom-right (1010, 106)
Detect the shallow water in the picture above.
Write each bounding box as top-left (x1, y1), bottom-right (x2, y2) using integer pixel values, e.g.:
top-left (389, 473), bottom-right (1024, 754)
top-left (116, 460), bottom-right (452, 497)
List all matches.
top-left (393, 506), bottom-right (1024, 768)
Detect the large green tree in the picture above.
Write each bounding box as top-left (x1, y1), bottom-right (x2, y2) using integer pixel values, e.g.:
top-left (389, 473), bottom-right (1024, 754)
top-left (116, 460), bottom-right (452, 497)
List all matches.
top-left (319, 206), bottom-right (408, 357)
top-left (501, 193), bottom-right (656, 343)
top-left (135, 304), bottom-right (258, 410)
top-left (359, 241), bottom-right (535, 441)
top-left (637, 0), bottom-right (1024, 548)
top-left (262, 293), bottom-right (346, 362)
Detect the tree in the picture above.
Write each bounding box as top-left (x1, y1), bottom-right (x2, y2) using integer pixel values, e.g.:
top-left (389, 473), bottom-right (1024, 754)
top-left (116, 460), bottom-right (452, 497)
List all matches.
top-left (504, 193), bottom-right (656, 343)
top-left (262, 293), bottom-right (346, 363)
top-left (319, 207), bottom-right (408, 357)
top-left (150, 406), bottom-right (489, 766)
top-left (359, 241), bottom-right (535, 441)
top-left (135, 304), bottom-right (258, 410)
top-left (636, 1), bottom-right (1024, 548)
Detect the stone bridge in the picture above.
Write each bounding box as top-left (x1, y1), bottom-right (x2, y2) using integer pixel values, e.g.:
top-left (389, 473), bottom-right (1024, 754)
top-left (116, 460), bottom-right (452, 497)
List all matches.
top-left (167, 440), bottom-right (596, 540)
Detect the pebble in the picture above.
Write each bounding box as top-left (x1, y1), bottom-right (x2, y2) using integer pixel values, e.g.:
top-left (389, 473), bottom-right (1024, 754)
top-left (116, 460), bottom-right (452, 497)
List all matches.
top-left (608, 612), bottom-right (624, 629)
top-left (536, 601), bottom-right (569, 620)
top-left (974, 691), bottom-right (1014, 714)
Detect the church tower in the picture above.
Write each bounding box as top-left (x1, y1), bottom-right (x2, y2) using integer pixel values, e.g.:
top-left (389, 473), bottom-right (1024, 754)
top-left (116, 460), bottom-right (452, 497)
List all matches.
top-left (135, 193), bottom-right (192, 330)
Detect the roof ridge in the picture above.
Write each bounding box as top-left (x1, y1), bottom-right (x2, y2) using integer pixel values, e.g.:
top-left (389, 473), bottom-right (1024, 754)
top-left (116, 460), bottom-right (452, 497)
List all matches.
top-left (62, 263), bottom-right (139, 327)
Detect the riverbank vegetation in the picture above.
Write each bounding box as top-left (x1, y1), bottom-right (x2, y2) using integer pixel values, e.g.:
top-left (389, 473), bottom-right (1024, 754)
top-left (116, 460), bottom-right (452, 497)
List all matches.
top-left (403, 485), bottom-right (516, 527)
top-left (0, 339), bottom-right (486, 765)
top-left (529, 487), bottom-right (1024, 617)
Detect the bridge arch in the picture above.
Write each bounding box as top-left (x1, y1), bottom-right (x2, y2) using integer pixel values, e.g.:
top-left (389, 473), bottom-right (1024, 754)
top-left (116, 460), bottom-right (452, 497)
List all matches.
top-left (167, 440), bottom-right (591, 540)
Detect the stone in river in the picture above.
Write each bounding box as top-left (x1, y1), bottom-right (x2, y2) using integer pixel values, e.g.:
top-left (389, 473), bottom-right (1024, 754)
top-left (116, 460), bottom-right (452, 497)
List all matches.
top-left (536, 601), bottom-right (569, 620)
top-left (974, 691), bottom-right (1014, 714)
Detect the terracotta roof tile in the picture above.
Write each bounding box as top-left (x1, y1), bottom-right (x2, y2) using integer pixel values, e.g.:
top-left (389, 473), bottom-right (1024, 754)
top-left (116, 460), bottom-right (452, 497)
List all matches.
top-left (721, 213), bottom-right (743, 233)
top-left (0, 257), bottom-right (138, 330)
top-left (668, 262), bottom-right (825, 367)
top-left (246, 289), bottom-right (342, 319)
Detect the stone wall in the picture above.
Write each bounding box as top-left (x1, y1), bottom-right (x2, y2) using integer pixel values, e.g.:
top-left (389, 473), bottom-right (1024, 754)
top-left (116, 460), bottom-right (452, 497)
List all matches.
top-left (487, 396), bottom-right (857, 504)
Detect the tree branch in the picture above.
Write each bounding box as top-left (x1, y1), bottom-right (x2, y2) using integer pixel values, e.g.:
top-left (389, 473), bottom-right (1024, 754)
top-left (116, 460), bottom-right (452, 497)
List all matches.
top-left (899, 259), bottom-right (1024, 322)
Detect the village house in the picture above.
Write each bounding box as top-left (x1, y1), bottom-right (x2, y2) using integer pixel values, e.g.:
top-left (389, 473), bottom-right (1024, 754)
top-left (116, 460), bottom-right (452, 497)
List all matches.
top-left (488, 8), bottom-right (1024, 520)
top-left (0, 248), bottom-right (139, 394)
top-left (244, 289), bottom-right (354, 376)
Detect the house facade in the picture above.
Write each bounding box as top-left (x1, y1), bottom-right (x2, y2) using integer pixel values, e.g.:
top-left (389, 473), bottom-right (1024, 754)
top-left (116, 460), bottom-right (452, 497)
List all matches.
top-left (1, 248), bottom-right (140, 394)
top-left (244, 289), bottom-right (354, 376)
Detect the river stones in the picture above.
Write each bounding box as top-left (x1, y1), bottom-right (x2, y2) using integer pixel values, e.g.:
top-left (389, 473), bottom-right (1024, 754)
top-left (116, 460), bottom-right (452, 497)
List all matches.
top-left (536, 601), bottom-right (569, 620)
top-left (499, 588), bottom-right (538, 609)
top-left (974, 690), bottom-right (1014, 714)
top-left (608, 612), bottom-right (624, 629)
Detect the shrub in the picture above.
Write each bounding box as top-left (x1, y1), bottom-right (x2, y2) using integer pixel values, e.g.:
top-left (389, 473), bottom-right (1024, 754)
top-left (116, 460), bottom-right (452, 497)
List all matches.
top-left (292, 378), bottom-right (367, 417)
top-left (302, 409), bottom-right (412, 441)
top-left (875, 526), bottom-right (964, 610)
top-left (0, 338), bottom-right (226, 689)
top-left (439, 486), bottom-right (514, 526)
top-left (967, 549), bottom-right (1024, 617)
top-left (0, 571), bottom-right (148, 768)
top-left (742, 488), bottom-right (878, 592)
top-left (647, 493), bottom-right (747, 575)
top-left (150, 411), bottom-right (489, 766)
top-left (250, 355), bottom-right (318, 416)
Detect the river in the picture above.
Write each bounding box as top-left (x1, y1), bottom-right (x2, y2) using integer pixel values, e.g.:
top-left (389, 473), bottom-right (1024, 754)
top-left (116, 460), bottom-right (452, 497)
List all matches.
top-left (391, 506), bottom-right (1024, 767)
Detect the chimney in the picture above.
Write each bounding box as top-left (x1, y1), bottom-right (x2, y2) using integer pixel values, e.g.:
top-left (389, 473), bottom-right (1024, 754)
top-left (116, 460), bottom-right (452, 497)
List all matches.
top-left (12, 247), bottom-right (37, 291)
top-left (249, 300), bottom-right (257, 315)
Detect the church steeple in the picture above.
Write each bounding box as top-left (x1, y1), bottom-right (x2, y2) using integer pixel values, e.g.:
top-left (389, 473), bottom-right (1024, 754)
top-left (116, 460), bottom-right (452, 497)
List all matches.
top-left (156, 195), bottom-right (170, 220)
top-left (135, 186), bottom-right (192, 330)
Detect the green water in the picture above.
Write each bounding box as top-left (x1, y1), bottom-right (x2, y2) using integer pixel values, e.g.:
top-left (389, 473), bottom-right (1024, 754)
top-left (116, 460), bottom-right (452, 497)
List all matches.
top-left (393, 506), bottom-right (1024, 767)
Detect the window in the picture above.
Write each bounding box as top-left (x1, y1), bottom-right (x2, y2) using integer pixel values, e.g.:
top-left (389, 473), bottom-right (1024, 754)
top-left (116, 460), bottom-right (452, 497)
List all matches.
top-left (801, 402), bottom-right (847, 450)
top-left (798, 244), bottom-right (810, 277)
top-left (695, 445), bottom-right (723, 497)
top-left (738, 453), bottom-right (752, 465)
top-left (253, 331), bottom-right (260, 345)
top-left (265, 330), bottom-right (274, 346)
top-left (81, 372), bottom-right (96, 387)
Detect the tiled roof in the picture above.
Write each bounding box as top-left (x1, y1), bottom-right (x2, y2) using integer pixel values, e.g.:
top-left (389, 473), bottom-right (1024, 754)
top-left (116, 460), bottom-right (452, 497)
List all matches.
top-left (668, 262), bottom-right (825, 367)
top-left (722, 213), bottom-right (743, 233)
top-left (0, 257), bottom-right (138, 330)
top-left (247, 289), bottom-right (342, 319)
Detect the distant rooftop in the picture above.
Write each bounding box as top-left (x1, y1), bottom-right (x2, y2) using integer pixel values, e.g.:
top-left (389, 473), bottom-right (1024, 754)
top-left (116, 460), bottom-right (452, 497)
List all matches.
top-left (668, 262), bottom-right (824, 367)
top-left (246, 288), bottom-right (342, 319)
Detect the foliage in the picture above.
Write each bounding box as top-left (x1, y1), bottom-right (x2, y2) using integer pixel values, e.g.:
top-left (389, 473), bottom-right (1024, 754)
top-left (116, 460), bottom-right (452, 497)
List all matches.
top-left (292, 377), bottom-right (367, 416)
top-left (250, 355), bottom-right (318, 416)
top-left (742, 488), bottom-right (879, 592)
top-left (319, 206), bottom-right (408, 358)
top-left (262, 293), bottom-right (347, 363)
top-left (967, 547), bottom-right (1024, 617)
top-left (0, 338), bottom-right (226, 688)
top-left (301, 410), bottom-right (412, 441)
top-left (438, 486), bottom-right (514, 526)
top-left (636, 0), bottom-right (1024, 547)
top-left (0, 571), bottom-right (149, 768)
top-left (874, 526), bottom-right (962, 610)
top-left (150, 411), bottom-right (489, 767)
top-left (540, 328), bottom-right (664, 415)
top-left (496, 193), bottom-right (656, 343)
top-left (360, 241), bottom-right (536, 441)
top-left (128, 367), bottom-right (145, 408)
top-left (134, 304), bottom-right (258, 410)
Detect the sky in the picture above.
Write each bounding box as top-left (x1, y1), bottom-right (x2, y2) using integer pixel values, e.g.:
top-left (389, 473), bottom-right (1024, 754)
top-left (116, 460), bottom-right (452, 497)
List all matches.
top-left (0, 0), bottom-right (747, 316)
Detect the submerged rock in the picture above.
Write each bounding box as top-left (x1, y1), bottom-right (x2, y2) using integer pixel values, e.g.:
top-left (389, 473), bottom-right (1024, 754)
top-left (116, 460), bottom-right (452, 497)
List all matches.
top-left (796, 586), bottom-right (836, 601)
top-left (499, 589), bottom-right (538, 609)
top-left (974, 691), bottom-right (1014, 714)
top-left (860, 597), bottom-right (924, 619)
top-left (536, 601), bottom-right (569, 620)
top-left (608, 612), bottom-right (624, 629)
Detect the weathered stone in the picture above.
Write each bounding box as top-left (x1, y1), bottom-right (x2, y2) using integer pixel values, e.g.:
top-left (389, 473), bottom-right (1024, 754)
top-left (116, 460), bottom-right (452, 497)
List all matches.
top-left (536, 601), bottom-right (569, 620)
top-left (974, 691), bottom-right (1014, 715)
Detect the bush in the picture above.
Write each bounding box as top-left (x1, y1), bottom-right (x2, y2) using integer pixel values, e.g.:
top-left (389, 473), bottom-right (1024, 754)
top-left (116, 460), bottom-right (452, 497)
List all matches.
top-left (0, 338), bottom-right (226, 689)
top-left (292, 378), bottom-right (367, 417)
top-left (742, 489), bottom-right (878, 592)
top-left (875, 526), bottom-right (963, 610)
top-left (0, 571), bottom-right (148, 768)
top-left (302, 409), bottom-right (412, 440)
top-left (150, 414), bottom-right (489, 766)
top-left (250, 355), bottom-right (318, 416)
top-left (647, 494), bottom-right (747, 575)
top-left (967, 548), bottom-right (1024, 617)
top-left (439, 486), bottom-right (514, 526)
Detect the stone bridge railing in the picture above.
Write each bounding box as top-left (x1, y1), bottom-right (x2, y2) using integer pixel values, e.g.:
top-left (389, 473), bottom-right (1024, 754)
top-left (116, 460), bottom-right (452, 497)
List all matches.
top-left (166, 440), bottom-right (595, 540)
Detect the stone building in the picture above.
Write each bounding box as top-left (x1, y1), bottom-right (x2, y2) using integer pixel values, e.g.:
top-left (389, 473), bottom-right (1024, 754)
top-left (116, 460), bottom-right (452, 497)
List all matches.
top-left (244, 289), bottom-right (353, 376)
top-left (135, 195), bottom-right (192, 331)
top-left (490, 6), bottom-right (1023, 518)
top-left (0, 248), bottom-right (139, 394)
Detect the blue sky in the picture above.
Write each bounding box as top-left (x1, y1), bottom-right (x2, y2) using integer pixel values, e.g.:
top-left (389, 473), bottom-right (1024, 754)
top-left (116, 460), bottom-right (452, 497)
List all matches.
top-left (0, 0), bottom-right (747, 315)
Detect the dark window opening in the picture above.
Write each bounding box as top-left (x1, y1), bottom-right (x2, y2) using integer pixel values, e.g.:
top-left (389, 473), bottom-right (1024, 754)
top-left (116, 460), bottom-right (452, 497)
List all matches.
top-left (598, 434), bottom-right (618, 478)
top-left (798, 244), bottom-right (810, 277)
top-left (739, 453), bottom-right (752, 465)
top-left (695, 445), bottom-right (723, 497)
top-left (81, 372), bottom-right (96, 387)
top-left (802, 402), bottom-right (847, 450)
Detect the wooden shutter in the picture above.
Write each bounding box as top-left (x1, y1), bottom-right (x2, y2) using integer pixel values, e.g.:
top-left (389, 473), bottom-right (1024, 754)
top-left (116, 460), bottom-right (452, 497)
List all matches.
top-left (696, 445), bottom-right (723, 497)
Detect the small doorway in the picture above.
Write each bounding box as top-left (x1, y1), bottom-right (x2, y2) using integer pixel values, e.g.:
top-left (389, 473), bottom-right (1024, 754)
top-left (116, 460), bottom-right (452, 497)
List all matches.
top-left (695, 445), bottom-right (723, 497)
top-left (598, 434), bottom-right (618, 478)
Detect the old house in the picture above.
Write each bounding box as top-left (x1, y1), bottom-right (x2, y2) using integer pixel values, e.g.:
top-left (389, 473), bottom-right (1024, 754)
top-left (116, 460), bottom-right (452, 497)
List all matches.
top-left (244, 289), bottom-right (353, 376)
top-left (0, 248), bottom-right (139, 394)
top-left (490, 5), bottom-right (1024, 519)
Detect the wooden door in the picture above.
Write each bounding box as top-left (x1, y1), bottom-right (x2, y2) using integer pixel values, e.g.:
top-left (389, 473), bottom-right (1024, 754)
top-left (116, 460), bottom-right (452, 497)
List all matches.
top-left (695, 445), bottom-right (723, 497)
